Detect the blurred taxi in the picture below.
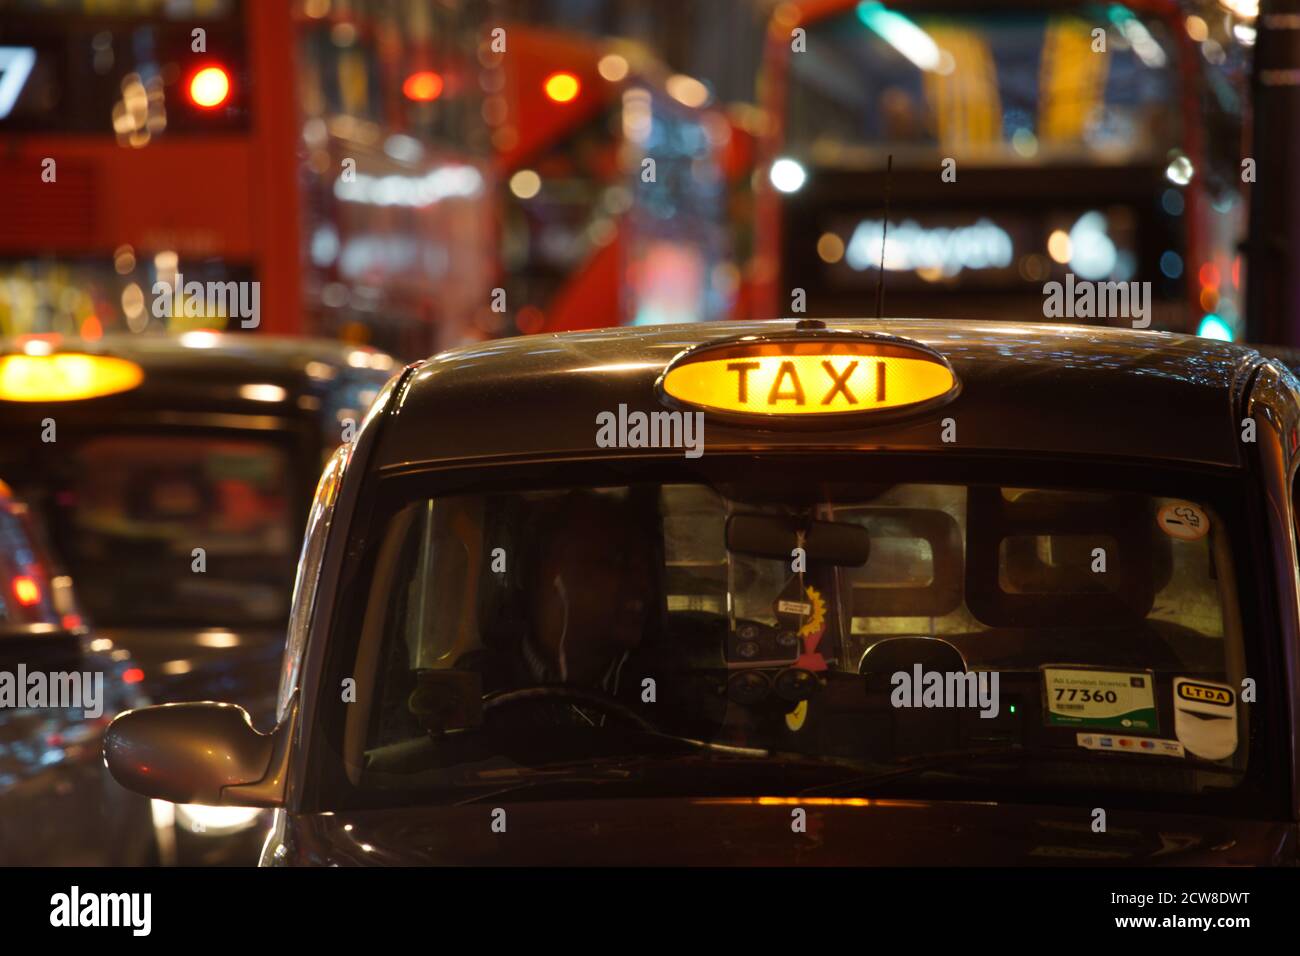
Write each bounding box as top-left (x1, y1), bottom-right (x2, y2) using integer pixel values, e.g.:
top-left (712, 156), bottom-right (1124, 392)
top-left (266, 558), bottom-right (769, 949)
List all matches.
top-left (0, 480), bottom-right (154, 864)
top-left (106, 320), bottom-right (1300, 865)
top-left (0, 332), bottom-right (394, 726)
top-left (0, 333), bottom-right (392, 862)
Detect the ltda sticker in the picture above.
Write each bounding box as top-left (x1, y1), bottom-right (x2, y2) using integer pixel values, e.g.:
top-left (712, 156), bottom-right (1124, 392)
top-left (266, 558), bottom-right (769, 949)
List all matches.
top-left (1176, 681), bottom-right (1234, 707)
top-left (1173, 676), bottom-right (1238, 761)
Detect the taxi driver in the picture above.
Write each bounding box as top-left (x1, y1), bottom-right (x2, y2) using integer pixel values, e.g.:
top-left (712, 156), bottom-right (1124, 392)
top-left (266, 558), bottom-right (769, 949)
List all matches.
top-left (519, 492), bottom-right (655, 694)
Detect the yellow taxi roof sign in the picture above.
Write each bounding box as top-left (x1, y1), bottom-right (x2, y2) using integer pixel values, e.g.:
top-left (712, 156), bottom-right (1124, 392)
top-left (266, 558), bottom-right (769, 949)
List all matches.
top-left (657, 331), bottom-right (958, 423)
top-left (0, 353), bottom-right (145, 402)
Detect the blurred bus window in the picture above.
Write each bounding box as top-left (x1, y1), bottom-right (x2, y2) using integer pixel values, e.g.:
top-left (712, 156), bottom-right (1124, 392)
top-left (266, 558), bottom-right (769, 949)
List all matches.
top-left (0, 0), bottom-right (248, 137)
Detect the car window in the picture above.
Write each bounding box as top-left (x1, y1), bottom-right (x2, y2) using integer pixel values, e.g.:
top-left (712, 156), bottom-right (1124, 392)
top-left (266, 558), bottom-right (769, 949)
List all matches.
top-left (53, 433), bottom-right (295, 627)
top-left (330, 473), bottom-right (1253, 806)
top-left (786, 8), bottom-right (1181, 161)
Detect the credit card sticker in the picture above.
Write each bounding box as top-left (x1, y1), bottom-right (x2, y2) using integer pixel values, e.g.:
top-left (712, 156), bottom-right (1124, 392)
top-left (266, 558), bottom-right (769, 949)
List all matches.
top-left (1076, 733), bottom-right (1184, 757)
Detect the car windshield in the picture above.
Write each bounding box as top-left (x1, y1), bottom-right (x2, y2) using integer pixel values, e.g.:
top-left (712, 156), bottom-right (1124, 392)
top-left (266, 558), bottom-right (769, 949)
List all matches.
top-left (0, 431), bottom-right (296, 628)
top-left (321, 465), bottom-right (1256, 808)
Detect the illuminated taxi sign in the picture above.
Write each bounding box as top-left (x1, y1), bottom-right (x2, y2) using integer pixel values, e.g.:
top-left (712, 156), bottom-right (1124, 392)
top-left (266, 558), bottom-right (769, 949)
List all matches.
top-left (658, 334), bottom-right (957, 421)
top-left (0, 354), bottom-right (144, 402)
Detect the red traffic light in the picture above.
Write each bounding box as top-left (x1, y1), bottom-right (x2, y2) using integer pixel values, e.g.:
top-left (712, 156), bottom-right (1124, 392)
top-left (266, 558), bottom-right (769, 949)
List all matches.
top-left (543, 71), bottom-right (580, 103)
top-left (188, 65), bottom-right (231, 109)
top-left (402, 70), bottom-right (444, 102)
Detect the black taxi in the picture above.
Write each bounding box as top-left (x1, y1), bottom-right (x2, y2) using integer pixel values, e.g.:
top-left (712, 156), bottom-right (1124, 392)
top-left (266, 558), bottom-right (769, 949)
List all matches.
top-left (105, 320), bottom-right (1300, 865)
top-left (0, 333), bottom-right (393, 862)
top-left (0, 332), bottom-right (394, 726)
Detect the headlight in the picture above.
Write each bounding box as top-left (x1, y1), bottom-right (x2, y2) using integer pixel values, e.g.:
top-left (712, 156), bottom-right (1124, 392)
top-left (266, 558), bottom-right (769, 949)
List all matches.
top-left (174, 803), bottom-right (263, 836)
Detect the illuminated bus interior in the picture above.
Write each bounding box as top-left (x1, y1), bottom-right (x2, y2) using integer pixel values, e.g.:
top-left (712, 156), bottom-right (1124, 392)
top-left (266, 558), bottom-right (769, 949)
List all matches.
top-left (767, 3), bottom-right (1251, 335)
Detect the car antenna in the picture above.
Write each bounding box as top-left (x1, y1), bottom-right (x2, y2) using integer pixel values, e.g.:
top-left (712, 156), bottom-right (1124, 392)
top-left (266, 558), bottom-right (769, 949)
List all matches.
top-left (875, 153), bottom-right (893, 321)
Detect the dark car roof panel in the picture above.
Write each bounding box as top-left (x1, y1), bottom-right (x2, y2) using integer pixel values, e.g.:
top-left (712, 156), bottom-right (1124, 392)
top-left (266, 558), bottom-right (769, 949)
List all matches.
top-left (0, 334), bottom-right (395, 421)
top-left (376, 320), bottom-right (1260, 471)
top-left (1, 332), bottom-right (392, 373)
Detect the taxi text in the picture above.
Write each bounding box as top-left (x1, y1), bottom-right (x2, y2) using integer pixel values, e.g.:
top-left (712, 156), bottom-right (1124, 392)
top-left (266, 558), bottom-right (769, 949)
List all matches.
top-left (726, 359), bottom-right (887, 409)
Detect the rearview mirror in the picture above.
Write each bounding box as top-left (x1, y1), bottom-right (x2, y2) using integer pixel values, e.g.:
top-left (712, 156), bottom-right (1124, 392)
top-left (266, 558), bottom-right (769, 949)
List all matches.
top-left (104, 701), bottom-right (284, 806)
top-left (726, 514), bottom-right (871, 567)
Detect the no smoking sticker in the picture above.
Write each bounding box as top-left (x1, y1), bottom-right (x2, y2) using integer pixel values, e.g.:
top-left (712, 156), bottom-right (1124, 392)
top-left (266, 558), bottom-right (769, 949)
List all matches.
top-left (1157, 501), bottom-right (1209, 540)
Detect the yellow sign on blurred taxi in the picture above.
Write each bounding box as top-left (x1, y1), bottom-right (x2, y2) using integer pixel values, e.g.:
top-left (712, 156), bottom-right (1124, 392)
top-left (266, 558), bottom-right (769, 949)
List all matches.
top-left (659, 335), bottom-right (958, 418)
top-left (0, 353), bottom-right (144, 402)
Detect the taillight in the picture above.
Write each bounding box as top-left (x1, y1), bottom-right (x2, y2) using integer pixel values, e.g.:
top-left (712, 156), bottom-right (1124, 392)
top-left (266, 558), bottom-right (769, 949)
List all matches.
top-left (13, 575), bottom-right (40, 606)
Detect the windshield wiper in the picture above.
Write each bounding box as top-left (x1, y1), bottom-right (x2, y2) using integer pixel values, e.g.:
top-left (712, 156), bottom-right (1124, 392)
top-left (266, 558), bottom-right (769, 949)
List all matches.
top-left (798, 746), bottom-right (1243, 798)
top-left (452, 749), bottom-right (863, 806)
top-left (452, 764), bottom-right (641, 806)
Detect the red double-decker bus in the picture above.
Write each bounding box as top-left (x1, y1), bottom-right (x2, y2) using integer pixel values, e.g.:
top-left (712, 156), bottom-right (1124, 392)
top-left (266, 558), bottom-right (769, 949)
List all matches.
top-left (0, 0), bottom-right (493, 358)
top-left (489, 24), bottom-right (741, 335)
top-left (747, 0), bottom-right (1255, 338)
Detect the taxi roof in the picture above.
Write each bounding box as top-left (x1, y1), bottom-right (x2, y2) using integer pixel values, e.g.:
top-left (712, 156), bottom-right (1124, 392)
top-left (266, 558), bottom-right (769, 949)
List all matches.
top-left (1, 332), bottom-right (393, 377)
top-left (376, 320), bottom-right (1267, 472)
top-left (0, 333), bottom-right (396, 417)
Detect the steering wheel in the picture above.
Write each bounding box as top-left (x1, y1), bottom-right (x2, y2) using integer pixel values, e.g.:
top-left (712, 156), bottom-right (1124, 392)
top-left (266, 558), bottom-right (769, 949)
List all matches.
top-left (482, 686), bottom-right (663, 734)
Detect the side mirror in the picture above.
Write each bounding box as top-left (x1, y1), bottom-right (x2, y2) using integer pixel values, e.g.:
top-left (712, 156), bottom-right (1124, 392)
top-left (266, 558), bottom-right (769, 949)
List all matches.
top-left (104, 701), bottom-right (285, 806)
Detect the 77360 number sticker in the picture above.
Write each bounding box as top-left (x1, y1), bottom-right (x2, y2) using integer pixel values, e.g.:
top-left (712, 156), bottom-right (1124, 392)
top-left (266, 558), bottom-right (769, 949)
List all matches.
top-left (1042, 667), bottom-right (1157, 732)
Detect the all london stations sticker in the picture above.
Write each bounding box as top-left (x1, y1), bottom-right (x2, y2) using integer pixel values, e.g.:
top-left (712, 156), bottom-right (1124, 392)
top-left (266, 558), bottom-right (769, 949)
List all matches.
top-left (1042, 666), bottom-right (1157, 731)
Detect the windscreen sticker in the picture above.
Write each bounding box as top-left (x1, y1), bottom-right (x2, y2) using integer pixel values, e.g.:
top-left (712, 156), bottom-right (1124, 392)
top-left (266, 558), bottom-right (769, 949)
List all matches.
top-left (1076, 732), bottom-right (1184, 758)
top-left (1173, 677), bottom-right (1238, 760)
top-left (1043, 667), bottom-right (1157, 731)
top-left (774, 576), bottom-right (813, 627)
top-left (1157, 502), bottom-right (1209, 541)
top-left (795, 586), bottom-right (829, 672)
